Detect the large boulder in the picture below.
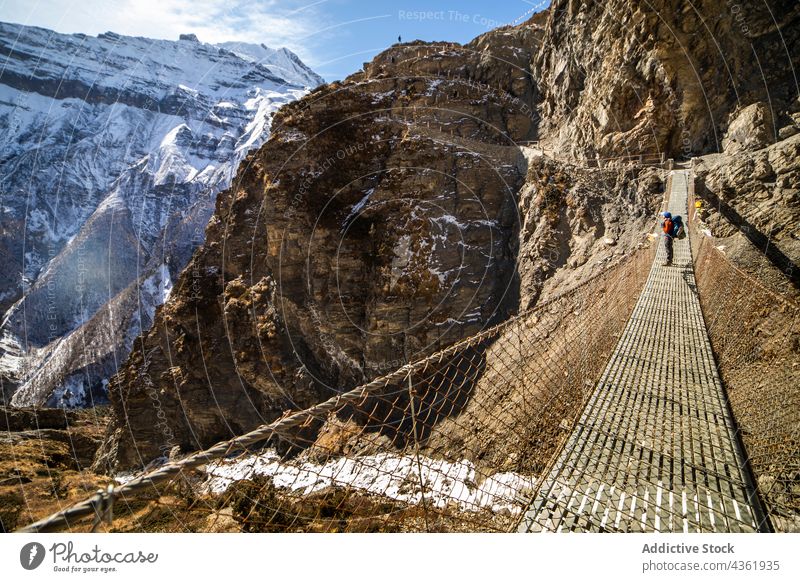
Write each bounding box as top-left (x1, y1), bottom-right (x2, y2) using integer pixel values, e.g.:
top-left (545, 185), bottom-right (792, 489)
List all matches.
top-left (722, 102), bottom-right (776, 153)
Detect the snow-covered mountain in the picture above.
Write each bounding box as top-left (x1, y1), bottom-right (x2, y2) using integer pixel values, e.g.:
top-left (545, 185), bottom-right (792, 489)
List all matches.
top-left (0, 21), bottom-right (322, 407)
top-left (216, 41), bottom-right (324, 87)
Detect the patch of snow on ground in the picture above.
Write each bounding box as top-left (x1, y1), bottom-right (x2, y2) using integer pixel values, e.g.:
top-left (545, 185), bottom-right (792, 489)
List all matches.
top-left (428, 265), bottom-right (448, 284)
top-left (343, 188), bottom-right (374, 226)
top-left (139, 263), bottom-right (173, 321)
top-left (203, 449), bottom-right (535, 515)
top-left (46, 373), bottom-right (88, 408)
top-left (432, 214), bottom-right (467, 229)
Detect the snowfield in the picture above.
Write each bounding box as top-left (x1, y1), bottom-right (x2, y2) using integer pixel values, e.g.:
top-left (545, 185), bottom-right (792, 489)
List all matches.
top-left (202, 449), bottom-right (536, 515)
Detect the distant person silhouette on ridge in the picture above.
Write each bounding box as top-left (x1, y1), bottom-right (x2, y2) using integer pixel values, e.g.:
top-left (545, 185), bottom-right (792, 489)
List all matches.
top-left (398, 35), bottom-right (402, 43)
top-left (660, 211), bottom-right (674, 266)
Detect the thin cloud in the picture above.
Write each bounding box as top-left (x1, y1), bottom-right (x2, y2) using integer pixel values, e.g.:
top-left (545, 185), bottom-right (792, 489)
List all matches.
top-left (1, 0), bottom-right (325, 62)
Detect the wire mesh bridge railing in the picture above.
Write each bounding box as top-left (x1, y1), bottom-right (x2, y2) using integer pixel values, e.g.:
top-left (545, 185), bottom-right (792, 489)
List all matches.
top-left (689, 198), bottom-right (800, 533)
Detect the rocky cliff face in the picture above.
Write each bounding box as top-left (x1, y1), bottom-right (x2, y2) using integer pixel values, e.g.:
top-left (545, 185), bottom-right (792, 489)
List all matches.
top-left (693, 108), bottom-right (800, 292)
top-left (0, 22), bottom-right (321, 407)
top-left (99, 0), bottom-right (799, 469)
top-left (531, 0), bottom-right (799, 158)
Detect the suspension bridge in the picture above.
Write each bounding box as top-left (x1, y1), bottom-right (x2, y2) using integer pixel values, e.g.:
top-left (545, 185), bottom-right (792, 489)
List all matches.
top-left (17, 169), bottom-right (798, 533)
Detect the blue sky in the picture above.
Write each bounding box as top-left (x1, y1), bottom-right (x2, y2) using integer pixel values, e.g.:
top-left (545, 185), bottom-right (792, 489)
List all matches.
top-left (0, 0), bottom-right (550, 81)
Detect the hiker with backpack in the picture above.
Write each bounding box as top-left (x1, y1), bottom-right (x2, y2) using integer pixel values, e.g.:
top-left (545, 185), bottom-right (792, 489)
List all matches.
top-left (660, 211), bottom-right (685, 266)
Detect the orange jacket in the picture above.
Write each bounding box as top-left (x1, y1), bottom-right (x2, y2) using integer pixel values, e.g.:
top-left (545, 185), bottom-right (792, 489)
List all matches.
top-left (662, 218), bottom-right (673, 236)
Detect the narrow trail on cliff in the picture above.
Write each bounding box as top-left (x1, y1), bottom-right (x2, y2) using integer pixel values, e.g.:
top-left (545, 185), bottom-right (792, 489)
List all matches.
top-left (518, 170), bottom-right (769, 532)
